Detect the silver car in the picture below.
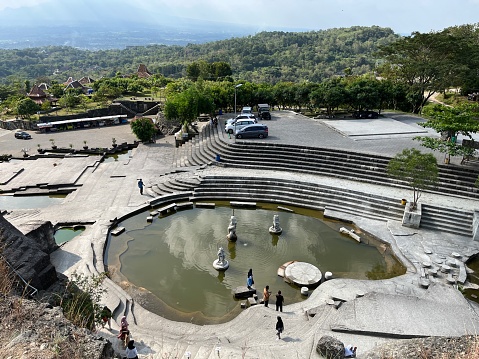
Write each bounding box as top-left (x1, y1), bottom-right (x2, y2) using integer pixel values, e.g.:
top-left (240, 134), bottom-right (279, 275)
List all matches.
top-left (225, 114), bottom-right (256, 126)
top-left (225, 119), bottom-right (256, 134)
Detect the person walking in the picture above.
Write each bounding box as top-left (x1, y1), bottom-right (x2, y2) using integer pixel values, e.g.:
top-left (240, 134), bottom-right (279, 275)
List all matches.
top-left (263, 285), bottom-right (271, 307)
top-left (137, 179), bottom-right (144, 195)
top-left (275, 290), bottom-right (284, 312)
top-left (275, 316), bottom-right (284, 340)
top-left (125, 339), bottom-right (139, 359)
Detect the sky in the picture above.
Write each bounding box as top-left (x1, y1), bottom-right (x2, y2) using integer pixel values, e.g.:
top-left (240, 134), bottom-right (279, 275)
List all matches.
top-left (0, 0), bottom-right (478, 35)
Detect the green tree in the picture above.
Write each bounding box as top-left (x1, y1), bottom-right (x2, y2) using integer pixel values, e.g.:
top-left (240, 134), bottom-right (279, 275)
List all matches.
top-left (377, 31), bottom-right (457, 113)
top-left (387, 148), bottom-right (438, 209)
top-left (415, 103), bottom-right (479, 163)
top-left (15, 98), bottom-right (39, 119)
top-left (130, 117), bottom-right (156, 142)
top-left (58, 92), bottom-right (81, 112)
top-left (164, 86), bottom-right (214, 129)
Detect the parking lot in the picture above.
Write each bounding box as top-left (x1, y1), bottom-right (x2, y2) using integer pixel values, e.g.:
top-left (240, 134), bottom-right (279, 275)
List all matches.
top-left (0, 123), bottom-right (137, 157)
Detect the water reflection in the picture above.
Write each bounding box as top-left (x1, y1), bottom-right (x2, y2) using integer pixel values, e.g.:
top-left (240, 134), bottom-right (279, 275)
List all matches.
top-left (107, 204), bottom-right (405, 324)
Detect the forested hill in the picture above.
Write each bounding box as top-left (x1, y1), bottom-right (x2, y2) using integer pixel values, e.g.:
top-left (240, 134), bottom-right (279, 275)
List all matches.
top-left (0, 26), bottom-right (400, 84)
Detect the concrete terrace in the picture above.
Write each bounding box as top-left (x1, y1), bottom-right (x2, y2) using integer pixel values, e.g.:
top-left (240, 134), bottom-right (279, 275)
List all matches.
top-left (2, 111), bottom-right (479, 358)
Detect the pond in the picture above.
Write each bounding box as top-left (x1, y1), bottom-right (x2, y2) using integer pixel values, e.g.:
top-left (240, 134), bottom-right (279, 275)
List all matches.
top-left (54, 226), bottom-right (86, 245)
top-left (103, 150), bottom-right (132, 163)
top-left (0, 194), bottom-right (65, 210)
top-left (106, 203), bottom-right (405, 324)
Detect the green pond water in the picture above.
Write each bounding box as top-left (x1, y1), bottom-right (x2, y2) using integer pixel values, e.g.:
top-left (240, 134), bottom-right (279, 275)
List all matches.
top-left (0, 194), bottom-right (65, 210)
top-left (103, 150), bottom-right (132, 163)
top-left (106, 203), bottom-right (405, 324)
top-left (54, 226), bottom-right (86, 245)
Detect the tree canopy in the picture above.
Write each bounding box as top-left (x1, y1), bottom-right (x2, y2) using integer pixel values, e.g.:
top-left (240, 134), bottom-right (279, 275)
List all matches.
top-left (415, 103), bottom-right (479, 162)
top-left (387, 148), bottom-right (438, 209)
top-left (130, 117), bottom-right (156, 142)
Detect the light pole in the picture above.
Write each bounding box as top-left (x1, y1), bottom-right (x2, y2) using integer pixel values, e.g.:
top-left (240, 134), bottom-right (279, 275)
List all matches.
top-left (234, 83), bottom-right (243, 116)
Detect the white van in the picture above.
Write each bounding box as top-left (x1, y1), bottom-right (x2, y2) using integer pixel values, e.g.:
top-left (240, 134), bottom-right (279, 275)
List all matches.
top-left (241, 106), bottom-right (253, 114)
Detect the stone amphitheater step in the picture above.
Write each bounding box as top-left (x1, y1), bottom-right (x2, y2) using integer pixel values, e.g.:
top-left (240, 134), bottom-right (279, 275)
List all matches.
top-left (194, 126), bottom-right (216, 164)
top-left (193, 180), bottom-right (403, 212)
top-left (192, 188), bottom-right (402, 221)
top-left (192, 176), bottom-right (474, 235)
top-left (159, 179), bottom-right (187, 193)
top-left (200, 128), bottom-right (479, 200)
top-left (421, 204), bottom-right (473, 237)
top-left (148, 192), bottom-right (192, 207)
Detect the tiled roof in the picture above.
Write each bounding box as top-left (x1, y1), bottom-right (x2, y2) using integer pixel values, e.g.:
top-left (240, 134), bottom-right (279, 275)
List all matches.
top-left (137, 64), bottom-right (152, 78)
top-left (79, 76), bottom-right (95, 85)
top-left (63, 77), bottom-right (74, 86)
top-left (28, 84), bottom-right (46, 98)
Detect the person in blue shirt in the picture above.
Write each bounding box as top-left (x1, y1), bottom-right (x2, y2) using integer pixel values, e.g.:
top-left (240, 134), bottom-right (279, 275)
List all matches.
top-left (137, 179), bottom-right (144, 195)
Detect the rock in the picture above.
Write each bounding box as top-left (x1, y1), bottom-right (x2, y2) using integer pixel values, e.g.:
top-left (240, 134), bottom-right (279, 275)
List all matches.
top-left (0, 215), bottom-right (58, 290)
top-left (316, 335), bottom-right (345, 359)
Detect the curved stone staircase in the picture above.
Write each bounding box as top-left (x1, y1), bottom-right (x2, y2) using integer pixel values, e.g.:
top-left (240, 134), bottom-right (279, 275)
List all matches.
top-left (174, 122), bottom-right (479, 201)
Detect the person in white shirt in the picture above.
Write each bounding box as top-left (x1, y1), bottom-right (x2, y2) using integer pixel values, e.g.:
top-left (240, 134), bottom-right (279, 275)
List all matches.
top-left (125, 339), bottom-right (138, 359)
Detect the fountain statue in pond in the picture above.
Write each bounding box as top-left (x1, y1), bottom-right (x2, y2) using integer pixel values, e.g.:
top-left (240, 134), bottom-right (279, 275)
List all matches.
top-left (269, 214), bottom-right (282, 234)
top-left (213, 246), bottom-right (229, 271)
top-left (227, 216), bottom-right (237, 242)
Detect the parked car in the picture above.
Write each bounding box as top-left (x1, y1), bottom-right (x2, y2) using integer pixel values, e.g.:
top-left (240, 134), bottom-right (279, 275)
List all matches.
top-left (235, 124), bottom-right (269, 139)
top-left (225, 118), bottom-right (256, 134)
top-left (260, 111), bottom-right (272, 120)
top-left (352, 110), bottom-right (379, 119)
top-left (241, 106), bottom-right (253, 114)
top-left (258, 103), bottom-right (270, 114)
top-left (14, 131), bottom-right (32, 139)
top-left (225, 114), bottom-right (256, 125)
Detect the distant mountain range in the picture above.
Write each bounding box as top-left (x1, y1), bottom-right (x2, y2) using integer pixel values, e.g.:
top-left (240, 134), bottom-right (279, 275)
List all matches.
top-left (0, 1), bottom-right (308, 50)
top-left (0, 23), bottom-right (257, 50)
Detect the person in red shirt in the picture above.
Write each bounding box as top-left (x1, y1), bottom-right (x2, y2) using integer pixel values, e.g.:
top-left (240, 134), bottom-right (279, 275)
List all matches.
top-left (263, 285), bottom-right (271, 307)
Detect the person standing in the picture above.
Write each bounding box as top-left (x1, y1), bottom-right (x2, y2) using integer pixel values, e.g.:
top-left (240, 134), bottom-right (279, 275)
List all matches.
top-left (247, 268), bottom-right (254, 289)
top-left (246, 274), bottom-right (253, 289)
top-left (100, 306), bottom-right (112, 329)
top-left (137, 179), bottom-right (144, 195)
top-left (275, 290), bottom-right (284, 312)
top-left (275, 316), bottom-right (284, 340)
top-left (263, 285), bottom-right (271, 307)
top-left (125, 340), bottom-right (139, 359)
top-left (247, 269), bottom-right (254, 284)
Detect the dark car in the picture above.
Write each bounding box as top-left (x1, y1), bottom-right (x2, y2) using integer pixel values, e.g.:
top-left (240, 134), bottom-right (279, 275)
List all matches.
top-left (14, 131), bottom-right (32, 139)
top-left (257, 103), bottom-right (270, 119)
top-left (260, 111), bottom-right (271, 120)
top-left (353, 110), bottom-right (379, 119)
top-left (235, 124), bottom-right (268, 139)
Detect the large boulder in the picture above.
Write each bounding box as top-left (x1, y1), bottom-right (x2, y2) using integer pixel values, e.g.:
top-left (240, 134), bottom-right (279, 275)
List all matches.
top-left (316, 335), bottom-right (345, 359)
top-left (0, 215), bottom-right (58, 291)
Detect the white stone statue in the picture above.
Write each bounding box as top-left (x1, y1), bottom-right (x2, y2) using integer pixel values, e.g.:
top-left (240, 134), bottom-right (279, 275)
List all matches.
top-left (213, 246), bottom-right (229, 271)
top-left (227, 215), bottom-right (237, 241)
top-left (217, 247), bottom-right (225, 264)
top-left (269, 214), bottom-right (282, 234)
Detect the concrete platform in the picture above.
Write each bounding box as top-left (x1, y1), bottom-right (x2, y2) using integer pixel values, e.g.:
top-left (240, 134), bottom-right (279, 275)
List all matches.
top-left (284, 261), bottom-right (322, 287)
